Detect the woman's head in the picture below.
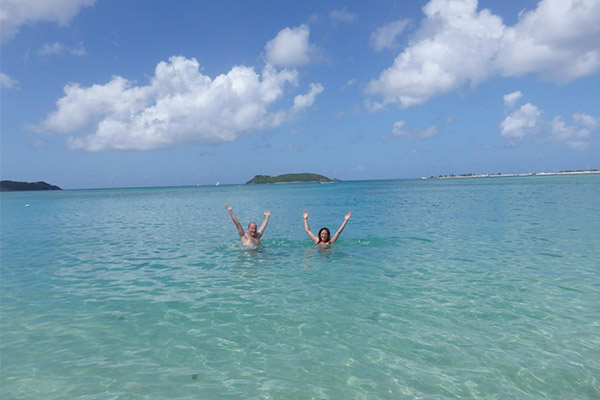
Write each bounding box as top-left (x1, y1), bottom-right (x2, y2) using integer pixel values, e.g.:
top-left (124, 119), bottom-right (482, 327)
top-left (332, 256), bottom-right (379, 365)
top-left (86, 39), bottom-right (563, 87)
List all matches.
top-left (318, 227), bottom-right (330, 243)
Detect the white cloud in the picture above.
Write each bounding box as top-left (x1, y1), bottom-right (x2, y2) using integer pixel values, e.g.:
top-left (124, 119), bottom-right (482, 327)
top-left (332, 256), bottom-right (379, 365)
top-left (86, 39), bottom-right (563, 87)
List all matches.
top-left (496, 0), bottom-right (600, 82)
top-left (329, 9), bottom-right (358, 23)
top-left (35, 56), bottom-right (319, 151)
top-left (342, 79), bottom-right (356, 89)
top-left (39, 42), bottom-right (65, 55)
top-left (392, 121), bottom-right (406, 134)
top-left (0, 73), bottom-right (19, 89)
top-left (281, 144), bottom-right (304, 153)
top-left (551, 113), bottom-right (599, 149)
top-left (38, 42), bottom-right (85, 56)
top-left (500, 92), bottom-right (598, 149)
top-left (70, 43), bottom-right (86, 56)
top-left (293, 83), bottom-right (324, 111)
top-left (500, 103), bottom-right (542, 145)
top-left (265, 25), bottom-right (313, 67)
top-left (1, 0), bottom-right (95, 43)
top-left (39, 41), bottom-right (85, 56)
top-left (370, 19), bottom-right (410, 52)
top-left (367, 0), bottom-right (600, 109)
top-left (503, 90), bottom-right (523, 108)
top-left (367, 0), bottom-right (504, 108)
top-left (392, 120), bottom-right (439, 139)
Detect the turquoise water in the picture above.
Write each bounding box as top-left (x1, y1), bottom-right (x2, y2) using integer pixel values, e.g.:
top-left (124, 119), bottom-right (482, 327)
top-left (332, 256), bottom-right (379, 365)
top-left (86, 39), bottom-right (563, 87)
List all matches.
top-left (1, 175), bottom-right (599, 399)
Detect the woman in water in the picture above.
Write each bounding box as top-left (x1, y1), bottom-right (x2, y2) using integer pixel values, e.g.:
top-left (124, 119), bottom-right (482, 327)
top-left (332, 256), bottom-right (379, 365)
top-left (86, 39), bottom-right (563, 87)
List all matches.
top-left (303, 210), bottom-right (351, 245)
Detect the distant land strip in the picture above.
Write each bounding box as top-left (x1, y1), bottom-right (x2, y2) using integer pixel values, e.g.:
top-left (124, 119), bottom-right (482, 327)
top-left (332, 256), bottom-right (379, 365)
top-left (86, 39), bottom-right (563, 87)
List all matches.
top-left (246, 173), bottom-right (339, 184)
top-left (427, 169), bottom-right (599, 179)
top-left (0, 180), bottom-right (62, 191)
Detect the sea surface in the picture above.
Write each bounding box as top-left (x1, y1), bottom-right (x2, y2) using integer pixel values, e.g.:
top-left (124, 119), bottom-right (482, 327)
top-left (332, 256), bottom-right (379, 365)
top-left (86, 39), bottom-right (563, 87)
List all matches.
top-left (1, 175), bottom-right (599, 399)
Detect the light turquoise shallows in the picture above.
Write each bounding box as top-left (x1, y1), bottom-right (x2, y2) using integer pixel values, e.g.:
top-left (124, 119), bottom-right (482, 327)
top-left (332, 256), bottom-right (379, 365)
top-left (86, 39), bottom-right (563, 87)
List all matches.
top-left (1, 175), bottom-right (599, 399)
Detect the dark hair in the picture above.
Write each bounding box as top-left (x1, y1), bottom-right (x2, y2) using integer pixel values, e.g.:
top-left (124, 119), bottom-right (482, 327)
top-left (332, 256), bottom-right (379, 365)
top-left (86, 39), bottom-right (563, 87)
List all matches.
top-left (318, 227), bottom-right (330, 243)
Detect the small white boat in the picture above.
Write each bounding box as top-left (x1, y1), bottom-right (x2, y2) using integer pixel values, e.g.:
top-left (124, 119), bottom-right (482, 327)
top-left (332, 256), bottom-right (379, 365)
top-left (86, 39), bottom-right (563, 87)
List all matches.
top-left (216, 181), bottom-right (220, 186)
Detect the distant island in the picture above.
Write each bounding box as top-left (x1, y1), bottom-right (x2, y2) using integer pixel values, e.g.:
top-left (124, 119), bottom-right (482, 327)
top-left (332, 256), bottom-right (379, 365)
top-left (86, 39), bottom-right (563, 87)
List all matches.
top-left (0, 180), bottom-right (62, 191)
top-left (246, 173), bottom-right (339, 184)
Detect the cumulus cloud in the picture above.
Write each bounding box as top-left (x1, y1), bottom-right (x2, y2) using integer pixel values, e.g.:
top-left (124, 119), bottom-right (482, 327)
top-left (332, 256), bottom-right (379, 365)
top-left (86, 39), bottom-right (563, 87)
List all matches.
top-left (35, 56), bottom-right (324, 151)
top-left (265, 25), bottom-right (313, 67)
top-left (329, 9), bottom-right (358, 23)
top-left (496, 0), bottom-right (600, 82)
top-left (1, 0), bottom-right (95, 43)
top-left (367, 0), bottom-right (600, 109)
top-left (392, 120), bottom-right (439, 139)
top-left (293, 83), bottom-right (324, 111)
top-left (503, 90), bottom-right (523, 108)
top-left (500, 103), bottom-right (542, 145)
top-left (370, 19), bottom-right (410, 52)
top-left (0, 73), bottom-right (19, 89)
top-left (500, 92), bottom-right (598, 149)
top-left (551, 113), bottom-right (599, 149)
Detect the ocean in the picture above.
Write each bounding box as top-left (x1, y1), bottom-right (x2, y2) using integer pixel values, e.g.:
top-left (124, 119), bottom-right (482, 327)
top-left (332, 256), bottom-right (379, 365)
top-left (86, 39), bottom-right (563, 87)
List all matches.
top-left (1, 175), bottom-right (599, 399)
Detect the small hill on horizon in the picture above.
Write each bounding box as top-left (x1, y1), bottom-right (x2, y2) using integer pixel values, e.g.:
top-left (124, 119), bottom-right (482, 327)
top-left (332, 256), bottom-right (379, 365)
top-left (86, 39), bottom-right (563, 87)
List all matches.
top-left (0, 180), bottom-right (62, 191)
top-left (246, 173), bottom-right (338, 184)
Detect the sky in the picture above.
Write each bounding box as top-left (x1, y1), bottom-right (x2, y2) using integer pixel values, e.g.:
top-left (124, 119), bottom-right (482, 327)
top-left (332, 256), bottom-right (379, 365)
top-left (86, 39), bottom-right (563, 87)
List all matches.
top-left (1, 0), bottom-right (599, 189)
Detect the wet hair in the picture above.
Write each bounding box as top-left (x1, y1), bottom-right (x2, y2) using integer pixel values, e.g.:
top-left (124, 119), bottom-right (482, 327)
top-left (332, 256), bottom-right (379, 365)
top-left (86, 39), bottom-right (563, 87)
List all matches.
top-left (318, 227), bottom-right (330, 243)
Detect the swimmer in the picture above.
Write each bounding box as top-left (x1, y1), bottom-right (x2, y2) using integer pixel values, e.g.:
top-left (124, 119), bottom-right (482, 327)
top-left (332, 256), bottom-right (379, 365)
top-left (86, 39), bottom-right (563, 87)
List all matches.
top-left (303, 210), bottom-right (351, 245)
top-left (226, 204), bottom-right (271, 246)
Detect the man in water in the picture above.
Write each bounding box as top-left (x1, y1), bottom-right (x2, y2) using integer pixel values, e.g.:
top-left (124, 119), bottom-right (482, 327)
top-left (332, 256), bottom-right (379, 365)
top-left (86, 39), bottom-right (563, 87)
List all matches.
top-left (225, 204), bottom-right (271, 246)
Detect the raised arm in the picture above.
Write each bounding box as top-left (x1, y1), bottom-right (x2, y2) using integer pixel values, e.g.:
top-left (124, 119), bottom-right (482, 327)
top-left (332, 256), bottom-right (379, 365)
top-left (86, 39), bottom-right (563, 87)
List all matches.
top-left (329, 212), bottom-right (351, 244)
top-left (303, 210), bottom-right (319, 243)
top-left (257, 210), bottom-right (271, 238)
top-left (226, 204), bottom-right (245, 238)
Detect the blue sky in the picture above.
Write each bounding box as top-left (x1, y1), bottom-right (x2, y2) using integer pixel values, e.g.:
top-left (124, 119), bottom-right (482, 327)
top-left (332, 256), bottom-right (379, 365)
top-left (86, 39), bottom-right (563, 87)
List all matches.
top-left (1, 0), bottom-right (599, 189)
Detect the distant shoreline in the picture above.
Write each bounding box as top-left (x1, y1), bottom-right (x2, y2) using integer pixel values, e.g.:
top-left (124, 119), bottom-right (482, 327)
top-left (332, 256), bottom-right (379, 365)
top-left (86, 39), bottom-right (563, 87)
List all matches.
top-left (3, 170), bottom-right (596, 192)
top-left (0, 180), bottom-right (62, 191)
top-left (426, 170), bottom-right (599, 180)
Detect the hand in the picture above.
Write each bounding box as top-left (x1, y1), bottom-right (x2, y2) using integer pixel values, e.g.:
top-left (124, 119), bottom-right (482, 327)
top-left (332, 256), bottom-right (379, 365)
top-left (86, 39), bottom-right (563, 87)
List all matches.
top-left (225, 204), bottom-right (232, 212)
top-left (264, 210), bottom-right (271, 217)
top-left (344, 212), bottom-right (351, 221)
top-left (303, 210), bottom-right (309, 219)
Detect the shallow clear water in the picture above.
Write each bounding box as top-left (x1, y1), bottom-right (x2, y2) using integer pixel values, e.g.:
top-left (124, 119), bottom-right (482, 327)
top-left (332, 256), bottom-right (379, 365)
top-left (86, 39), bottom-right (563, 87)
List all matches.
top-left (1, 176), bottom-right (599, 399)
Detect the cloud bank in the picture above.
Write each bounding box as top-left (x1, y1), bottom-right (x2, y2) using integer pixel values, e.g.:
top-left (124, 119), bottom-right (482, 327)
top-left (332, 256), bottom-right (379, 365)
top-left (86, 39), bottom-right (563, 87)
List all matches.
top-left (35, 24), bottom-right (324, 152)
top-left (367, 0), bottom-right (600, 109)
top-left (36, 54), bottom-right (323, 151)
top-left (0, 0), bottom-right (95, 43)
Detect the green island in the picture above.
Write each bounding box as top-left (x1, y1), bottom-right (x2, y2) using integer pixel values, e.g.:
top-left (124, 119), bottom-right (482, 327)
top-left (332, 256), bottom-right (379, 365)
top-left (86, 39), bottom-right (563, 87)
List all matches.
top-left (0, 180), bottom-right (62, 191)
top-left (246, 173), bottom-right (339, 184)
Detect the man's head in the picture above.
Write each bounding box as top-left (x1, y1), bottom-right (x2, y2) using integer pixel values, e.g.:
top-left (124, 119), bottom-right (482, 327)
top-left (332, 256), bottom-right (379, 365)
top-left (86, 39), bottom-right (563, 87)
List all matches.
top-left (247, 222), bottom-right (258, 237)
